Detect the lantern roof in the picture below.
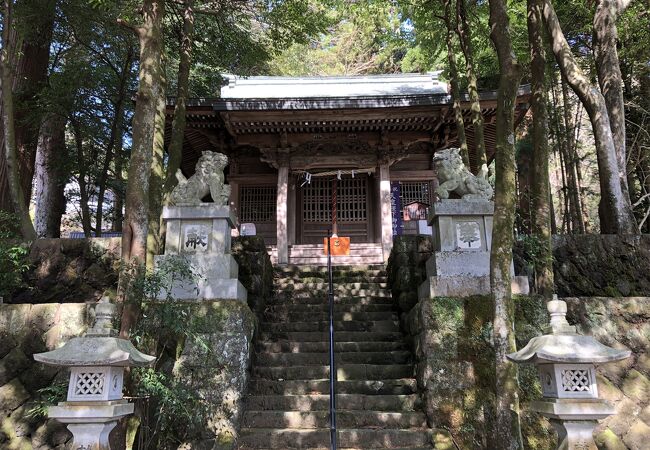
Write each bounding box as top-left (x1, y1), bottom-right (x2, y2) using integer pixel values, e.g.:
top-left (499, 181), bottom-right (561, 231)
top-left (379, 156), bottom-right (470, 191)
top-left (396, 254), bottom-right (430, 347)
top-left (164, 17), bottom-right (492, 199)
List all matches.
top-left (33, 297), bottom-right (156, 368)
top-left (507, 298), bottom-right (631, 364)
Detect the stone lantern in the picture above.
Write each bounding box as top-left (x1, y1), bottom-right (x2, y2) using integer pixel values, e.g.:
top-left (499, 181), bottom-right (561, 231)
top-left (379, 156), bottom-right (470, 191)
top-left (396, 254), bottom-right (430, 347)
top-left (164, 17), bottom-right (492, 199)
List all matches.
top-left (34, 297), bottom-right (155, 450)
top-left (507, 296), bottom-right (630, 450)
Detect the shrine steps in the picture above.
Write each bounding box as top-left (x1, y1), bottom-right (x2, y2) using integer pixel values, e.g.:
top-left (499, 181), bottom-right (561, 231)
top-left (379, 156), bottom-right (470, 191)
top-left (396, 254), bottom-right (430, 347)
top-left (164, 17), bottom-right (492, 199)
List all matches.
top-left (268, 243), bottom-right (384, 266)
top-left (236, 266), bottom-right (436, 450)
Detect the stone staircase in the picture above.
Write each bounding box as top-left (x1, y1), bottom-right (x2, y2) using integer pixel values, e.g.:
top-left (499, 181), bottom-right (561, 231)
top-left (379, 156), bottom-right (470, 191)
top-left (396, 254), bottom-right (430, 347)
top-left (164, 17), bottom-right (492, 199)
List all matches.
top-left (268, 243), bottom-right (385, 266)
top-left (237, 265), bottom-right (435, 450)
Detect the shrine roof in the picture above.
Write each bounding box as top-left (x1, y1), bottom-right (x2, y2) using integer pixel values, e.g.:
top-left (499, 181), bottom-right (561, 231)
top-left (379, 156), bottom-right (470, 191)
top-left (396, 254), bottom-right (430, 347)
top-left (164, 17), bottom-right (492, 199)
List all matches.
top-left (219, 73), bottom-right (448, 99)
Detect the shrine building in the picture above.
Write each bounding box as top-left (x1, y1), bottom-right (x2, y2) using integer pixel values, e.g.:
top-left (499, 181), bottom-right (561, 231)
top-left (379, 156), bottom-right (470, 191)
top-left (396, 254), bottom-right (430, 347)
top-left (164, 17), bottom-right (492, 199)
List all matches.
top-left (167, 73), bottom-right (530, 265)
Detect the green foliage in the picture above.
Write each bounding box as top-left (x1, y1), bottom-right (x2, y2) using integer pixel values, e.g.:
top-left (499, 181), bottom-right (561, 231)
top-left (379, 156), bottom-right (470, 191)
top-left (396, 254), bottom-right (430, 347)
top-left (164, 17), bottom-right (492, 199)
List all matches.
top-left (268, 1), bottom-right (415, 75)
top-left (26, 381), bottom-right (68, 419)
top-left (131, 367), bottom-right (208, 446)
top-left (516, 234), bottom-right (553, 271)
top-left (123, 256), bottom-right (211, 448)
top-left (0, 212), bottom-right (30, 298)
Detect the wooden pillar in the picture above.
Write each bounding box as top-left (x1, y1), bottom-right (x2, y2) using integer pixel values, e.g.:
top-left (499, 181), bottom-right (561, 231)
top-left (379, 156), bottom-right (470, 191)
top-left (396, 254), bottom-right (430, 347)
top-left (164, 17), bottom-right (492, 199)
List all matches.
top-left (379, 163), bottom-right (393, 262)
top-left (276, 165), bottom-right (289, 264)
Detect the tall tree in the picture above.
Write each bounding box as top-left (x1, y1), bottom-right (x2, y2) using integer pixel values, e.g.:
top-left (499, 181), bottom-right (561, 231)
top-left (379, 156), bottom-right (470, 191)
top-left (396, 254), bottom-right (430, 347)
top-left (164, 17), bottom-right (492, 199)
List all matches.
top-left (488, 0), bottom-right (525, 448)
top-left (528, 0), bottom-right (554, 297)
top-left (117, 0), bottom-right (166, 338)
top-left (441, 0), bottom-right (470, 167)
top-left (593, 0), bottom-right (633, 203)
top-left (456, 0), bottom-right (488, 170)
top-left (541, 0), bottom-right (638, 234)
top-left (164, 0), bottom-right (194, 199)
top-left (0, 0), bottom-right (56, 213)
top-left (33, 114), bottom-right (67, 237)
top-left (0, 0), bottom-right (36, 239)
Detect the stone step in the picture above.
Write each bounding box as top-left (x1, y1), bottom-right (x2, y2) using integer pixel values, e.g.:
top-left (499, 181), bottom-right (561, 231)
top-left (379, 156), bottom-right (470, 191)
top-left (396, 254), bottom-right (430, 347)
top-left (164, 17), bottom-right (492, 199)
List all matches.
top-left (269, 295), bottom-right (393, 305)
top-left (241, 411), bottom-right (427, 429)
top-left (264, 311), bottom-right (397, 323)
top-left (249, 447), bottom-right (432, 450)
top-left (256, 340), bottom-right (408, 353)
top-left (259, 331), bottom-right (405, 342)
top-left (255, 351), bottom-right (412, 366)
top-left (286, 256), bottom-right (385, 266)
top-left (264, 303), bottom-right (396, 314)
top-left (275, 281), bottom-right (389, 291)
top-left (252, 364), bottom-right (414, 381)
top-left (277, 275), bottom-right (388, 284)
top-left (259, 320), bottom-right (400, 333)
top-left (275, 265), bottom-right (386, 277)
top-left (237, 428), bottom-right (433, 449)
top-left (243, 394), bottom-right (421, 412)
top-left (248, 378), bottom-right (418, 396)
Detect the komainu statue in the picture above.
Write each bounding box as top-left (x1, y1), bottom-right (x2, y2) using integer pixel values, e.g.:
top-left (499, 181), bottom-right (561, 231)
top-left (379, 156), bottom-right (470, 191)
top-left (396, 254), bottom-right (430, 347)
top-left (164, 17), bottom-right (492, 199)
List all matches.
top-left (433, 148), bottom-right (493, 200)
top-left (170, 151), bottom-right (231, 205)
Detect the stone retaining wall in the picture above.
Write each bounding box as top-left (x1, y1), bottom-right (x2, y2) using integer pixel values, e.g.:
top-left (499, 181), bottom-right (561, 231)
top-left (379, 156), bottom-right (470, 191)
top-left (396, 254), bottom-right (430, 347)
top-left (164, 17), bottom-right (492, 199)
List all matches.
top-left (8, 238), bottom-right (121, 304)
top-left (0, 302), bottom-right (91, 449)
top-left (403, 296), bottom-right (650, 450)
top-left (515, 234), bottom-right (650, 297)
top-left (171, 300), bottom-right (256, 449)
top-left (0, 236), bottom-right (270, 449)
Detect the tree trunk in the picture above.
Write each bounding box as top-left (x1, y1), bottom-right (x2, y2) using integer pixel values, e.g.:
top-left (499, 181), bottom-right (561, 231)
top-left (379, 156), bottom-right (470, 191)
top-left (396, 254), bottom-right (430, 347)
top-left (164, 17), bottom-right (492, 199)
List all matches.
top-left (164, 0), bottom-right (195, 199)
top-left (0, 0), bottom-right (36, 239)
top-left (96, 46), bottom-right (134, 237)
top-left (527, 0), bottom-right (554, 298)
top-left (488, 0), bottom-right (525, 448)
top-left (113, 137), bottom-right (124, 233)
top-left (34, 114), bottom-right (67, 237)
top-left (541, 0), bottom-right (638, 234)
top-left (146, 58), bottom-right (167, 270)
top-left (560, 77), bottom-right (585, 234)
top-left (456, 0), bottom-right (487, 170)
top-left (71, 119), bottom-right (93, 237)
top-left (117, 0), bottom-right (166, 338)
top-left (443, 0), bottom-right (469, 168)
top-left (0, 0), bottom-right (56, 212)
top-left (593, 0), bottom-right (632, 204)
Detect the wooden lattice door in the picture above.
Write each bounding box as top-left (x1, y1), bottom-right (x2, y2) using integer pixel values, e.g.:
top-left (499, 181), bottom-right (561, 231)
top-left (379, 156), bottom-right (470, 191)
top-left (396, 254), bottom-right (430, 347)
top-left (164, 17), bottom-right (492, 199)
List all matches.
top-left (298, 175), bottom-right (372, 244)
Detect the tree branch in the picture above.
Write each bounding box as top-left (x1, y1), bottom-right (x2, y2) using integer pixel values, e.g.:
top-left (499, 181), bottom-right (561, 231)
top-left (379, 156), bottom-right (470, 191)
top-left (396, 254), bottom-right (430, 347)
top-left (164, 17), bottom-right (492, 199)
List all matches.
top-left (117, 18), bottom-right (142, 37)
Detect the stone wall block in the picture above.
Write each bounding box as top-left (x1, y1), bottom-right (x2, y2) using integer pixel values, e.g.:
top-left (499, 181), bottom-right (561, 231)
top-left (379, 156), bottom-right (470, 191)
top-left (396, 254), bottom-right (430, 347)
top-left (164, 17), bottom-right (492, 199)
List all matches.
top-left (57, 303), bottom-right (90, 342)
top-left (32, 419), bottom-right (71, 449)
top-left (18, 360), bottom-right (60, 393)
top-left (0, 347), bottom-right (31, 385)
top-left (594, 429), bottom-right (628, 450)
top-left (622, 370), bottom-right (650, 403)
top-left (28, 303), bottom-right (60, 332)
top-left (0, 331), bottom-right (18, 359)
top-left (597, 374), bottom-right (625, 402)
top-left (1, 304), bottom-right (30, 337)
top-left (623, 419), bottom-right (650, 450)
top-left (606, 397), bottom-right (641, 437)
top-left (0, 378), bottom-right (30, 413)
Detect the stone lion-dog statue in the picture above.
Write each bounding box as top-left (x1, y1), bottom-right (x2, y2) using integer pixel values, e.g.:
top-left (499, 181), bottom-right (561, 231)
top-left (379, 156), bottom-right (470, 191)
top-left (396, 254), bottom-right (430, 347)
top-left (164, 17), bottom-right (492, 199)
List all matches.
top-left (170, 151), bottom-right (231, 205)
top-left (433, 148), bottom-right (493, 200)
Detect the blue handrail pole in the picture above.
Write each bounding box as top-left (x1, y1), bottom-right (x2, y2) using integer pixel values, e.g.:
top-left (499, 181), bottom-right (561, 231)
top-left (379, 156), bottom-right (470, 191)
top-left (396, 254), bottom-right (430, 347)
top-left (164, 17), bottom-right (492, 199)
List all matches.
top-left (327, 229), bottom-right (337, 450)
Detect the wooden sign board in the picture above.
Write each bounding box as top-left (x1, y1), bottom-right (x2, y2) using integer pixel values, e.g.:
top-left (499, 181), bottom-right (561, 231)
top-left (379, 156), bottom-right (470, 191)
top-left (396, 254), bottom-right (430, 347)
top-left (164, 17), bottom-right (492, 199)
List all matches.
top-left (323, 237), bottom-right (351, 256)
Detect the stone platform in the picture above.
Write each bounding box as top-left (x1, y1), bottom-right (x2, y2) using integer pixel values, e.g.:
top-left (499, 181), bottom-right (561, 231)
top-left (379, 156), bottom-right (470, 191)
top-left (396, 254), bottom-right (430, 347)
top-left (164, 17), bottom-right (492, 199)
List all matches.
top-left (418, 199), bottom-right (529, 298)
top-left (155, 204), bottom-right (247, 302)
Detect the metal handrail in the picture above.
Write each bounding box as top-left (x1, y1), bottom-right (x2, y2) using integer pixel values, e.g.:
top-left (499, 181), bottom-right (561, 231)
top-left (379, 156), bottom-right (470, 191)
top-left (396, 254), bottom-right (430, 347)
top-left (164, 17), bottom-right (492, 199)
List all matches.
top-left (327, 230), bottom-right (337, 450)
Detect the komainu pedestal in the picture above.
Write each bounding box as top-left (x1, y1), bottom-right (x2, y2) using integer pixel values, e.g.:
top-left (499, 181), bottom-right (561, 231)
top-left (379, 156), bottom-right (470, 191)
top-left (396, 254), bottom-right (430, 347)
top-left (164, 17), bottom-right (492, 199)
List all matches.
top-left (418, 199), bottom-right (529, 298)
top-left (155, 204), bottom-right (247, 302)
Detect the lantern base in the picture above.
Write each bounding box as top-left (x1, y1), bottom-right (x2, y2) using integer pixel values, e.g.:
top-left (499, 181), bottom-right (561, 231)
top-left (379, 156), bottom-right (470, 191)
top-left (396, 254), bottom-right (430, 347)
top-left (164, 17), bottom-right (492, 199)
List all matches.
top-left (550, 419), bottom-right (598, 450)
top-left (49, 400), bottom-right (134, 450)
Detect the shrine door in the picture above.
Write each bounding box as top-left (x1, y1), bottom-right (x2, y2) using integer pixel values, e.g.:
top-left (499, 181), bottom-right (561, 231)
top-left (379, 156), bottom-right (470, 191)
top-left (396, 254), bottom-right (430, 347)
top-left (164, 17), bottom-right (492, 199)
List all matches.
top-left (297, 175), bottom-right (373, 244)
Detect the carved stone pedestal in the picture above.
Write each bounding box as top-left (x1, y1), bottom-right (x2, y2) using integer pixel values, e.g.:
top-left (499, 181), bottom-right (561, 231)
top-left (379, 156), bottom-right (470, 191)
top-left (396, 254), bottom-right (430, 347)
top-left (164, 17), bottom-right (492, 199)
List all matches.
top-left (418, 200), bottom-right (529, 298)
top-left (155, 204), bottom-right (247, 302)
